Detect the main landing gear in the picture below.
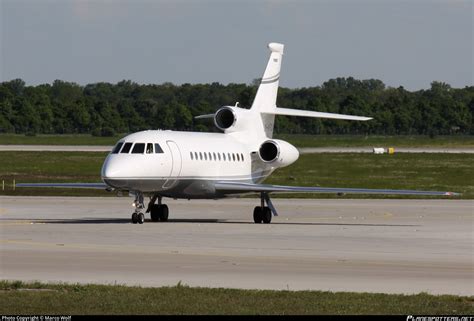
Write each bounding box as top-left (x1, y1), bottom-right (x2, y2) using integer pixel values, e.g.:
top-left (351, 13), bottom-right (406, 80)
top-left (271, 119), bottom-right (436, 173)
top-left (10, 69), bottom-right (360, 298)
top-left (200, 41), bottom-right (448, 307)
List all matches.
top-left (253, 192), bottom-right (277, 224)
top-left (148, 195), bottom-right (169, 222)
top-left (131, 193), bottom-right (169, 224)
top-left (131, 192), bottom-right (276, 225)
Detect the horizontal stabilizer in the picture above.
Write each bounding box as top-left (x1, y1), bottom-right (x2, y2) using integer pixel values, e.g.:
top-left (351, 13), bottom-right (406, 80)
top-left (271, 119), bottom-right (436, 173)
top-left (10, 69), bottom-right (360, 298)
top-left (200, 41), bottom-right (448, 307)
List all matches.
top-left (215, 182), bottom-right (459, 196)
top-left (265, 108), bottom-right (372, 121)
top-left (194, 114), bottom-right (215, 119)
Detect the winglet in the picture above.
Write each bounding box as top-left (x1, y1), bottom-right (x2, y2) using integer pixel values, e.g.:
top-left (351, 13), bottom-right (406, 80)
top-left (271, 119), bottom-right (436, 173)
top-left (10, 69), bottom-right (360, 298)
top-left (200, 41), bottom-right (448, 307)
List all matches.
top-left (445, 191), bottom-right (461, 196)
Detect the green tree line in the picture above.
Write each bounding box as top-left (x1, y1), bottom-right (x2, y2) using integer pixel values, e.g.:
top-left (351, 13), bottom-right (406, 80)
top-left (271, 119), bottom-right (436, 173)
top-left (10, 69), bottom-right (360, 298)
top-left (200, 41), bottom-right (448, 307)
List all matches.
top-left (0, 78), bottom-right (472, 136)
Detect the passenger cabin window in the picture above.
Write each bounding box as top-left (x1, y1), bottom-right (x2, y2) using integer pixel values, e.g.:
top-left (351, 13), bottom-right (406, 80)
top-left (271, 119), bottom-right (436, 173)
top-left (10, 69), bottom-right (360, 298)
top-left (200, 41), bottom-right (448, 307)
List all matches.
top-left (190, 152), bottom-right (193, 160)
top-left (154, 143), bottom-right (164, 153)
top-left (120, 142), bottom-right (133, 153)
top-left (241, 153), bottom-right (244, 161)
top-left (199, 152), bottom-right (203, 160)
top-left (132, 143), bottom-right (145, 154)
top-left (146, 143), bottom-right (153, 154)
top-left (223, 153), bottom-right (226, 161)
top-left (112, 142), bottom-right (123, 154)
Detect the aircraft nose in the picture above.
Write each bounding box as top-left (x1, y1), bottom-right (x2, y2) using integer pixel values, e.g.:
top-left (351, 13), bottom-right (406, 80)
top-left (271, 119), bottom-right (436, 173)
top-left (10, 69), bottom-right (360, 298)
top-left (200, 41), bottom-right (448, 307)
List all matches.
top-left (101, 157), bottom-right (121, 179)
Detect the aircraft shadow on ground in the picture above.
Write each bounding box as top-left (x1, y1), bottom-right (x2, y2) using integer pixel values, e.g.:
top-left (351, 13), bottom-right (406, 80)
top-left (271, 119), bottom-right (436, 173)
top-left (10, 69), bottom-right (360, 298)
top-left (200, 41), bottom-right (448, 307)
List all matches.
top-left (1, 218), bottom-right (419, 227)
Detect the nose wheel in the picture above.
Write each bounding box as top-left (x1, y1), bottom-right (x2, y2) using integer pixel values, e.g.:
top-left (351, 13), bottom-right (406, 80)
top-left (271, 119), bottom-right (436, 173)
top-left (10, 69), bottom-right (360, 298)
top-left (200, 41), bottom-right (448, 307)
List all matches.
top-left (132, 212), bottom-right (145, 224)
top-left (131, 192), bottom-right (146, 224)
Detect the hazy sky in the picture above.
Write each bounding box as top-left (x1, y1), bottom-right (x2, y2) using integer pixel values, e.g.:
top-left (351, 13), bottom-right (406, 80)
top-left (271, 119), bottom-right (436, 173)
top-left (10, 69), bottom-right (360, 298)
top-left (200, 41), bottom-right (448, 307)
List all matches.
top-left (1, 0), bottom-right (472, 90)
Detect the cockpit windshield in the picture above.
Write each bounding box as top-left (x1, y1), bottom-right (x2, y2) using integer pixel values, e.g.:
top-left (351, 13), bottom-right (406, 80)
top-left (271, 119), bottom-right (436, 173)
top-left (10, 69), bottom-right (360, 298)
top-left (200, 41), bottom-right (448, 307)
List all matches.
top-left (111, 142), bottom-right (123, 154)
top-left (120, 142), bottom-right (133, 153)
top-left (114, 142), bottom-right (164, 154)
top-left (132, 143), bottom-right (145, 154)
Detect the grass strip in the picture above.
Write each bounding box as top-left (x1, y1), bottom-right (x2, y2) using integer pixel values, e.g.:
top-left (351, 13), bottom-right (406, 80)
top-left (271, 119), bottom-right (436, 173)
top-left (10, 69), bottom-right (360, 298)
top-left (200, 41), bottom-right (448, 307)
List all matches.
top-left (1, 281), bottom-right (472, 315)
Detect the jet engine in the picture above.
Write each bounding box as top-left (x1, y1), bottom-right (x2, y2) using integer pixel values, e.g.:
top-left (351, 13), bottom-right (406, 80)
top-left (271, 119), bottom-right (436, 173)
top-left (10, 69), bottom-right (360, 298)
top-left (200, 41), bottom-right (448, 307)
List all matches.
top-left (258, 139), bottom-right (299, 168)
top-left (213, 106), bottom-right (253, 133)
top-left (214, 107), bottom-right (237, 131)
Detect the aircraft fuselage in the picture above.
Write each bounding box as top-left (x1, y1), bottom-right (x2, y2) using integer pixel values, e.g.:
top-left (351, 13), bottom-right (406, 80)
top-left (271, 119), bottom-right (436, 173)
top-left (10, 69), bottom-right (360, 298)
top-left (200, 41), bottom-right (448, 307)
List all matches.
top-left (101, 129), bottom-right (285, 199)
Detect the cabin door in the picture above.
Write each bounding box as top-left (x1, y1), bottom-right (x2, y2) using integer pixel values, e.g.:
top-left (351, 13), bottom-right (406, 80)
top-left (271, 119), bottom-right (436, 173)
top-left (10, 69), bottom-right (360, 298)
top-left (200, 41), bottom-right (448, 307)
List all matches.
top-left (163, 140), bottom-right (182, 189)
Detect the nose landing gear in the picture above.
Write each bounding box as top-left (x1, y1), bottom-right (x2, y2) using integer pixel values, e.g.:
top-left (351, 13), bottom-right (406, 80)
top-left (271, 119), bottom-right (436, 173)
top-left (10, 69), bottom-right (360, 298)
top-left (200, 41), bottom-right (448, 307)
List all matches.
top-left (132, 212), bottom-right (145, 224)
top-left (131, 192), bottom-right (146, 224)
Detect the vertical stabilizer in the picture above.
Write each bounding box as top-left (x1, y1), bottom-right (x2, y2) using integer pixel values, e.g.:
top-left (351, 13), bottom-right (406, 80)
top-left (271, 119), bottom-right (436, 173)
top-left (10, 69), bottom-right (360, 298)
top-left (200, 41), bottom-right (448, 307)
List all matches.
top-left (251, 42), bottom-right (284, 137)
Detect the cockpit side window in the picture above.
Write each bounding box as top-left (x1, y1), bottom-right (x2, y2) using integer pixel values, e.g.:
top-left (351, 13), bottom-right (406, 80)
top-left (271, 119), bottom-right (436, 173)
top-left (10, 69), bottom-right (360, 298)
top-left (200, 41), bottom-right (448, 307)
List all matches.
top-left (120, 142), bottom-right (133, 153)
top-left (132, 143), bottom-right (145, 154)
top-left (111, 142), bottom-right (123, 154)
top-left (146, 143), bottom-right (153, 154)
top-left (155, 143), bottom-right (164, 153)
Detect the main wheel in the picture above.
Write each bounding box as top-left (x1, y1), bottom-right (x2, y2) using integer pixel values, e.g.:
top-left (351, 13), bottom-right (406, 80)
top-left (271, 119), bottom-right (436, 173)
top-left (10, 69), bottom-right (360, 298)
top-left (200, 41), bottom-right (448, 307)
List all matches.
top-left (150, 204), bottom-right (160, 222)
top-left (253, 206), bottom-right (263, 223)
top-left (159, 205), bottom-right (169, 222)
top-left (138, 213), bottom-right (145, 224)
top-left (131, 212), bottom-right (138, 224)
top-left (262, 207), bottom-right (272, 224)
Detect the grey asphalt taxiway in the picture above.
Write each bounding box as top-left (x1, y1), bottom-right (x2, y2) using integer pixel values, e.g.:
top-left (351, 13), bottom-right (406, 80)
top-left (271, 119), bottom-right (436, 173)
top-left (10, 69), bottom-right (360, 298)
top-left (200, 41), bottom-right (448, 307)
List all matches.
top-left (0, 197), bottom-right (472, 295)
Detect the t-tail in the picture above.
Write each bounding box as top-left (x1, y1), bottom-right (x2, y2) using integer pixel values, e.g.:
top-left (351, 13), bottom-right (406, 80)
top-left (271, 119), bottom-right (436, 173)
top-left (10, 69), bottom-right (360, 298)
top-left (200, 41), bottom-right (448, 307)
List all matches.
top-left (196, 42), bottom-right (372, 139)
top-left (251, 42), bottom-right (372, 138)
top-left (250, 43), bottom-right (284, 137)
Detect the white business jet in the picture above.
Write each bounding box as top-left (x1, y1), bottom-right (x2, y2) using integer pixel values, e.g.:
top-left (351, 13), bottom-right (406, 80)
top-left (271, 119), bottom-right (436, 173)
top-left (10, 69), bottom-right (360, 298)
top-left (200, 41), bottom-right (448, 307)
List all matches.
top-left (18, 43), bottom-right (457, 224)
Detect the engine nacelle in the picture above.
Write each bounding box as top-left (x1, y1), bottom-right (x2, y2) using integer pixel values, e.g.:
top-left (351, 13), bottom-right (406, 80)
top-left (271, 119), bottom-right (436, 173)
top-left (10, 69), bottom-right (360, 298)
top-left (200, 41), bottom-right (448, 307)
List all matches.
top-left (214, 107), bottom-right (236, 131)
top-left (258, 139), bottom-right (299, 168)
top-left (214, 106), bottom-right (252, 133)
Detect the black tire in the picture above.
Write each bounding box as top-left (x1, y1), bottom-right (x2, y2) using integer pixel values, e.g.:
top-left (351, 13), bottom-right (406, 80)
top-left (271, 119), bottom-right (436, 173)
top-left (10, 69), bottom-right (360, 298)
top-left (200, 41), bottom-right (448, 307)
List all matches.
top-left (159, 205), bottom-right (169, 222)
top-left (262, 207), bottom-right (272, 224)
top-left (150, 204), bottom-right (160, 222)
top-left (253, 206), bottom-right (263, 223)
top-left (131, 212), bottom-right (138, 224)
top-left (138, 213), bottom-right (145, 224)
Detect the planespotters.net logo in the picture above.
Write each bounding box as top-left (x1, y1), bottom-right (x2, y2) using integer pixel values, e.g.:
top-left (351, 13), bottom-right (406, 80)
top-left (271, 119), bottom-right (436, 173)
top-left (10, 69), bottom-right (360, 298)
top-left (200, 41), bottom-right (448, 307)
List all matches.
top-left (407, 316), bottom-right (474, 321)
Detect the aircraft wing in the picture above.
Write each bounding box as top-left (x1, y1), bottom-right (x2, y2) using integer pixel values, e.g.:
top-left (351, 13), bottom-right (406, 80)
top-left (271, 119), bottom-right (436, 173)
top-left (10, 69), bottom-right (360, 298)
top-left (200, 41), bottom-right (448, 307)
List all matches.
top-left (16, 182), bottom-right (108, 189)
top-left (214, 182), bottom-right (459, 196)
